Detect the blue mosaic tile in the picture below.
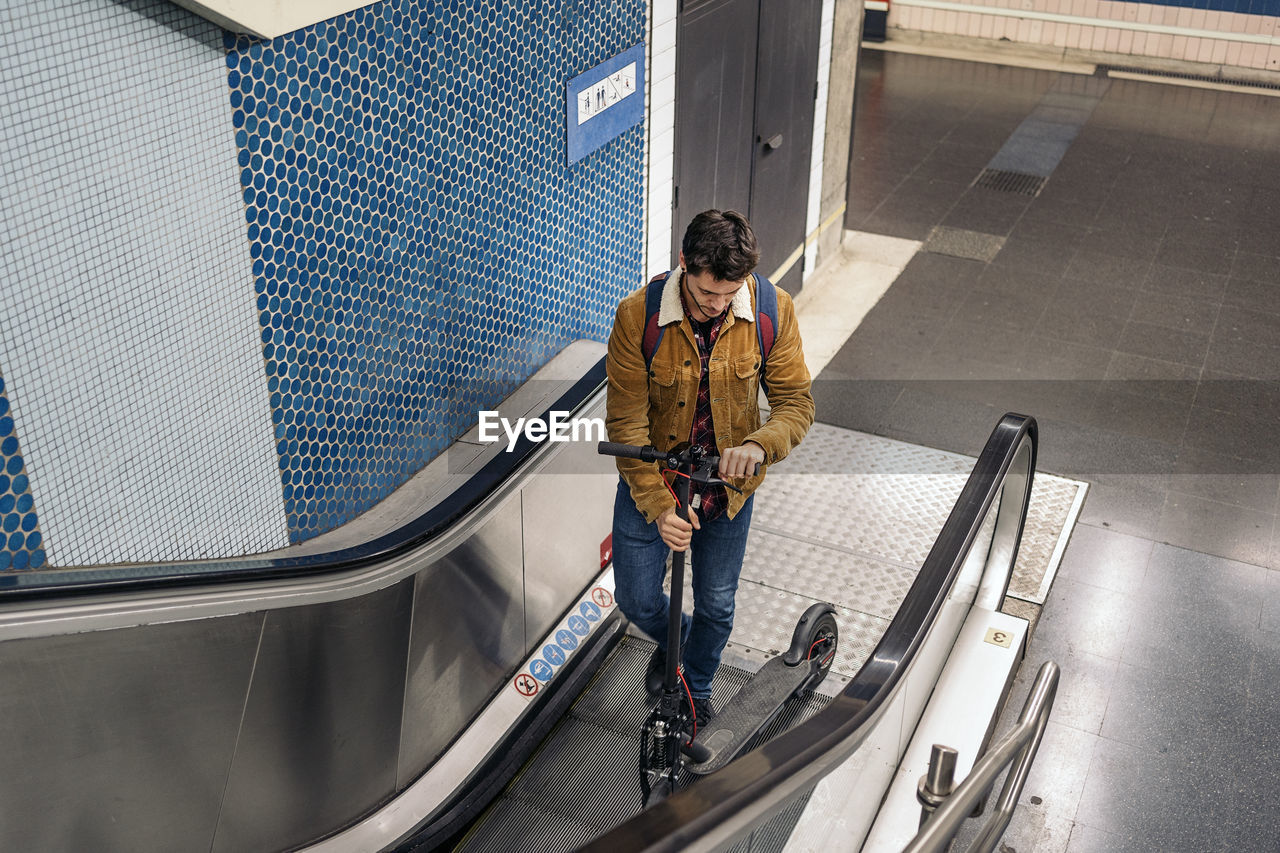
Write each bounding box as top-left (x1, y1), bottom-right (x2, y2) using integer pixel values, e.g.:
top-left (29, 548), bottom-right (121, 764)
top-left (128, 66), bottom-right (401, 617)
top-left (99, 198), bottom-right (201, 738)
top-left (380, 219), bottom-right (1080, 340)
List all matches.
top-left (1140, 0), bottom-right (1279, 14)
top-left (226, 0), bottom-right (646, 543)
top-left (0, 373), bottom-right (46, 571)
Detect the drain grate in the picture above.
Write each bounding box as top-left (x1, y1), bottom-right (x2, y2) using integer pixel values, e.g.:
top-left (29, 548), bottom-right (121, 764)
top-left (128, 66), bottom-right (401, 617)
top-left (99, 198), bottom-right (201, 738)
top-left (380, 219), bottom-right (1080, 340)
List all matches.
top-left (1100, 64), bottom-right (1280, 92)
top-left (973, 168), bottom-right (1047, 197)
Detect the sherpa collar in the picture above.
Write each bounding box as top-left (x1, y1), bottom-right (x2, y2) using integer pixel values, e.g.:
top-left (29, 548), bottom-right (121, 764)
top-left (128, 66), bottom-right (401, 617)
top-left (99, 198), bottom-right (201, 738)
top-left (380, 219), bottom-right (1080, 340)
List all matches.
top-left (658, 269), bottom-right (755, 327)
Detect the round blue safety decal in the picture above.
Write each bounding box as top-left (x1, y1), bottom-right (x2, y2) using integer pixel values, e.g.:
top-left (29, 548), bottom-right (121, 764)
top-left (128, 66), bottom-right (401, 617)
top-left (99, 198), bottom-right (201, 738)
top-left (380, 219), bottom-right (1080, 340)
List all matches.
top-left (555, 629), bottom-right (579, 651)
top-left (529, 660), bottom-right (554, 682)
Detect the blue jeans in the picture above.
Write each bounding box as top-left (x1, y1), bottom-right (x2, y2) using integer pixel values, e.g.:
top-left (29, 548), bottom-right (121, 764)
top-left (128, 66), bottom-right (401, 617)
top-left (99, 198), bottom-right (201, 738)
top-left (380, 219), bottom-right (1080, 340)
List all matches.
top-left (611, 477), bottom-right (754, 699)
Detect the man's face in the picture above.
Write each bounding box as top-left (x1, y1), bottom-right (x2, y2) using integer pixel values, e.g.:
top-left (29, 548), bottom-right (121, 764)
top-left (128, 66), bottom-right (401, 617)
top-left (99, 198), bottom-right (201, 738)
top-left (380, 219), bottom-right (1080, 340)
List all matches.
top-left (679, 254), bottom-right (746, 322)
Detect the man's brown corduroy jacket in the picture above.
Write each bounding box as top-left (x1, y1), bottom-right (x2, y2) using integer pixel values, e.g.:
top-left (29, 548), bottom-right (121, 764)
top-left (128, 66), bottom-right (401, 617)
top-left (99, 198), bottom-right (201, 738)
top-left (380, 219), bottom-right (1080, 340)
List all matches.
top-left (605, 270), bottom-right (815, 524)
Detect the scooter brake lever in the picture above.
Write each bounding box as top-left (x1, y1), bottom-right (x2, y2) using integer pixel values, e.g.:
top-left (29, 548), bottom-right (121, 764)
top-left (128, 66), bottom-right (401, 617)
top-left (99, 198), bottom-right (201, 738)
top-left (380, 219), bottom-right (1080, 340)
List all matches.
top-left (699, 476), bottom-right (744, 494)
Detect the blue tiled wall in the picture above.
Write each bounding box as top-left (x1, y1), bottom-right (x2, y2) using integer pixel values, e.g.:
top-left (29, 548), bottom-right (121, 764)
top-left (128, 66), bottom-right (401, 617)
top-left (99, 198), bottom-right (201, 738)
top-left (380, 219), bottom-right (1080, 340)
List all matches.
top-left (0, 374), bottom-right (45, 570)
top-left (1143, 0), bottom-right (1279, 13)
top-left (226, 0), bottom-right (646, 543)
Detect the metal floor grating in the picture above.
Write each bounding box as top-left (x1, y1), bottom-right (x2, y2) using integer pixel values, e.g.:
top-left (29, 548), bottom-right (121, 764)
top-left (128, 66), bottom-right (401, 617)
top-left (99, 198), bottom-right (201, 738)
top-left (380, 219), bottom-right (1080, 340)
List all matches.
top-left (973, 167), bottom-right (1047, 196)
top-left (458, 639), bottom-right (829, 853)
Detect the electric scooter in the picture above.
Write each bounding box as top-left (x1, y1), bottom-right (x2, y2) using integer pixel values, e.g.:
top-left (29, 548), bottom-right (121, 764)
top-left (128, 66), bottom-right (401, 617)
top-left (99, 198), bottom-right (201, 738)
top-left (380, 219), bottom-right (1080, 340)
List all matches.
top-left (598, 440), bottom-right (839, 804)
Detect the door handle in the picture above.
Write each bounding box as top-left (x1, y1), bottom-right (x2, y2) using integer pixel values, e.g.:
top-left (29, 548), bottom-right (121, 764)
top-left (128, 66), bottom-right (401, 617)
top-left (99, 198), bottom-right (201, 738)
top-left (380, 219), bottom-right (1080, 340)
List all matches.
top-left (763, 134), bottom-right (784, 150)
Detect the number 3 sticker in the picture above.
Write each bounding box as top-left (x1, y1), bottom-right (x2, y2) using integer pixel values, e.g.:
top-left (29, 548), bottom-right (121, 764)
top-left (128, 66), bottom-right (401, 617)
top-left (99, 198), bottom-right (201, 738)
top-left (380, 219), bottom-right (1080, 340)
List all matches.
top-left (984, 628), bottom-right (1013, 648)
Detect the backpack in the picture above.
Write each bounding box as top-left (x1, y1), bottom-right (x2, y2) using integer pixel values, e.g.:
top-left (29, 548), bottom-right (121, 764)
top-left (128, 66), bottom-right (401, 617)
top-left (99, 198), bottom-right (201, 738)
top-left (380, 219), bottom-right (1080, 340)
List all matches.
top-left (640, 270), bottom-right (779, 384)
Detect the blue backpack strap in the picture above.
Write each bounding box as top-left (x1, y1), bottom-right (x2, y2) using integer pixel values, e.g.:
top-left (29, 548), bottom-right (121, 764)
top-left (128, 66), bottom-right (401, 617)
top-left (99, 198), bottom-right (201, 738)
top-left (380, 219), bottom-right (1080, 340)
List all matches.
top-left (752, 273), bottom-right (779, 364)
top-left (751, 273), bottom-right (780, 396)
top-left (641, 271), bottom-right (672, 370)
top-left (645, 270), bottom-right (779, 372)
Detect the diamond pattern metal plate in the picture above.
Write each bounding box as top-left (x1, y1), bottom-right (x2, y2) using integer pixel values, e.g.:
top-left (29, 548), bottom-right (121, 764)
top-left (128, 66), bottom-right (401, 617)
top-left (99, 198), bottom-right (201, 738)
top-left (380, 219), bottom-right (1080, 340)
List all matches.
top-left (743, 530), bottom-right (916, 620)
top-left (1011, 474), bottom-right (1086, 603)
top-left (729, 582), bottom-right (886, 681)
top-left (668, 424), bottom-right (1079, 684)
top-left (726, 424), bottom-right (1082, 671)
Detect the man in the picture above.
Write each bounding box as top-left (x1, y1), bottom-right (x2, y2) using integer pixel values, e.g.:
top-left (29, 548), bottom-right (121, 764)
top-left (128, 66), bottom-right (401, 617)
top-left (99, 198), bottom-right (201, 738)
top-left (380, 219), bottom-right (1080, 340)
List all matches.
top-left (605, 209), bottom-right (814, 725)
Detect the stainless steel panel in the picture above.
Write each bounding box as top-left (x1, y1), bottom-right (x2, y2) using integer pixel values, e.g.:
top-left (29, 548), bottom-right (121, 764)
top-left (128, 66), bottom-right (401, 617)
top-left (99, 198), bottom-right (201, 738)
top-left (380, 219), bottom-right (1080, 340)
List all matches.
top-left (398, 493), bottom-right (526, 788)
top-left (0, 613), bottom-right (262, 852)
top-left (212, 580), bottom-right (413, 853)
top-left (520, 412), bottom-right (616, 647)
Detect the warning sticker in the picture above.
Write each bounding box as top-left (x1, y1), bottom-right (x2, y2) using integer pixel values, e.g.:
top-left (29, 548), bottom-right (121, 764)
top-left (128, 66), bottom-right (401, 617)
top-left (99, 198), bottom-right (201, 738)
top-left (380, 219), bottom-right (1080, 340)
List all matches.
top-left (509, 570), bottom-right (619, 702)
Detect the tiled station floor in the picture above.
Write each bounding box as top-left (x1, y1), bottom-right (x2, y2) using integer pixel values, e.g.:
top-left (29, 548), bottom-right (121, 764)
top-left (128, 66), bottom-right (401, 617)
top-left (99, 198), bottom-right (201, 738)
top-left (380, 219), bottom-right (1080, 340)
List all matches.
top-left (819, 46), bottom-right (1280, 852)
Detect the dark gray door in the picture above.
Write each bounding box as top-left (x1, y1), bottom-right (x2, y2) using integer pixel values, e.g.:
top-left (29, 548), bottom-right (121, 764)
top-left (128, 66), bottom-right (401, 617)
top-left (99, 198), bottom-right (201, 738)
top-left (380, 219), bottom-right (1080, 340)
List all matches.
top-left (671, 0), bottom-right (821, 295)
top-left (749, 0), bottom-right (822, 294)
top-left (671, 0), bottom-right (760, 263)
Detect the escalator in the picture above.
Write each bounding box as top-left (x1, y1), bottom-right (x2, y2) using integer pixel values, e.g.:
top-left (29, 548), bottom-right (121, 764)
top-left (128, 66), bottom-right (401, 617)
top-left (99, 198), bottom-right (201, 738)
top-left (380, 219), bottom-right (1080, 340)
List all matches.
top-left (0, 341), bottom-right (1041, 853)
top-left (0, 343), bottom-right (619, 853)
top-left (571, 413), bottom-right (1038, 853)
top-left (425, 411), bottom-right (1039, 853)
top-left (439, 637), bottom-right (831, 853)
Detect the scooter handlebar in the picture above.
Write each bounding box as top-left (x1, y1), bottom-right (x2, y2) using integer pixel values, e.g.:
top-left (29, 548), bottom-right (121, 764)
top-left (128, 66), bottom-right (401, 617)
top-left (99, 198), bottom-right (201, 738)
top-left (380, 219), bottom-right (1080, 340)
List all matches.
top-left (597, 441), bottom-right (664, 462)
top-left (598, 442), bottom-right (761, 477)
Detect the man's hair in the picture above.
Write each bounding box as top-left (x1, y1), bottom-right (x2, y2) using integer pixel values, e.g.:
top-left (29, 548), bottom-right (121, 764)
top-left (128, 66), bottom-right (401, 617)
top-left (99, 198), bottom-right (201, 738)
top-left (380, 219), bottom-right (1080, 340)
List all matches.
top-left (681, 209), bottom-right (760, 281)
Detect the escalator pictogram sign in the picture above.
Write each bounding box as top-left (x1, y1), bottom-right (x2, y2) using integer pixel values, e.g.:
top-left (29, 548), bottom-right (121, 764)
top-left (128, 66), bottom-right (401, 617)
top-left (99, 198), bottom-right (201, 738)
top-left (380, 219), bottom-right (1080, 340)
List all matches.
top-left (514, 673), bottom-right (538, 697)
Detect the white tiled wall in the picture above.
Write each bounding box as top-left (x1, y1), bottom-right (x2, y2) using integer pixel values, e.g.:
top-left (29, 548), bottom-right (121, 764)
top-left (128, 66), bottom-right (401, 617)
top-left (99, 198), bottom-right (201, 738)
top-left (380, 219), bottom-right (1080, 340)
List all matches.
top-left (0, 1), bottom-right (291, 565)
top-left (647, 0), bottom-right (679, 278)
top-left (888, 0), bottom-right (1280, 70)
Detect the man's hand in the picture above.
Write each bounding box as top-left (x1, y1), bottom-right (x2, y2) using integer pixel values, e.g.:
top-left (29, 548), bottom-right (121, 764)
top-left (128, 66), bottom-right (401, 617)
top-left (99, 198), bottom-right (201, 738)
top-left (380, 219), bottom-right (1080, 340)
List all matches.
top-left (657, 505), bottom-right (701, 552)
top-left (719, 441), bottom-right (766, 480)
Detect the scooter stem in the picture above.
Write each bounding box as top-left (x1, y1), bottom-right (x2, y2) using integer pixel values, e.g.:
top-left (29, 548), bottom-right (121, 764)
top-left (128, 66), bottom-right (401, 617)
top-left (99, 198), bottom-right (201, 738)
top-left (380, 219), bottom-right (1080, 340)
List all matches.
top-left (664, 456), bottom-right (692, 697)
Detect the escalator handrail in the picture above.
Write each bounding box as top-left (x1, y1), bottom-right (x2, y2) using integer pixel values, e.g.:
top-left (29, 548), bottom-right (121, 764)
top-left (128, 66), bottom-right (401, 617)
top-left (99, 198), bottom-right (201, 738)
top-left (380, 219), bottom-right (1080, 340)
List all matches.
top-left (577, 413), bottom-right (1039, 853)
top-left (0, 359), bottom-right (608, 601)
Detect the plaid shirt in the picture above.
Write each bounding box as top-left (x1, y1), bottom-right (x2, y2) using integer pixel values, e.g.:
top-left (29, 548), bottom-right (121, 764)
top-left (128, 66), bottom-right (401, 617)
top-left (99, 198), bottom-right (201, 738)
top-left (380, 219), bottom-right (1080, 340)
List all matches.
top-left (680, 287), bottom-right (727, 523)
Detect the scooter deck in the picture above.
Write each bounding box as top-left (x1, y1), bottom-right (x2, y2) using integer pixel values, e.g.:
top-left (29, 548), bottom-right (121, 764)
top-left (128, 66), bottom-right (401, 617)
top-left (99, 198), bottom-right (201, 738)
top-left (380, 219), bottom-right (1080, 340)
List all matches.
top-left (685, 654), bottom-right (821, 775)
